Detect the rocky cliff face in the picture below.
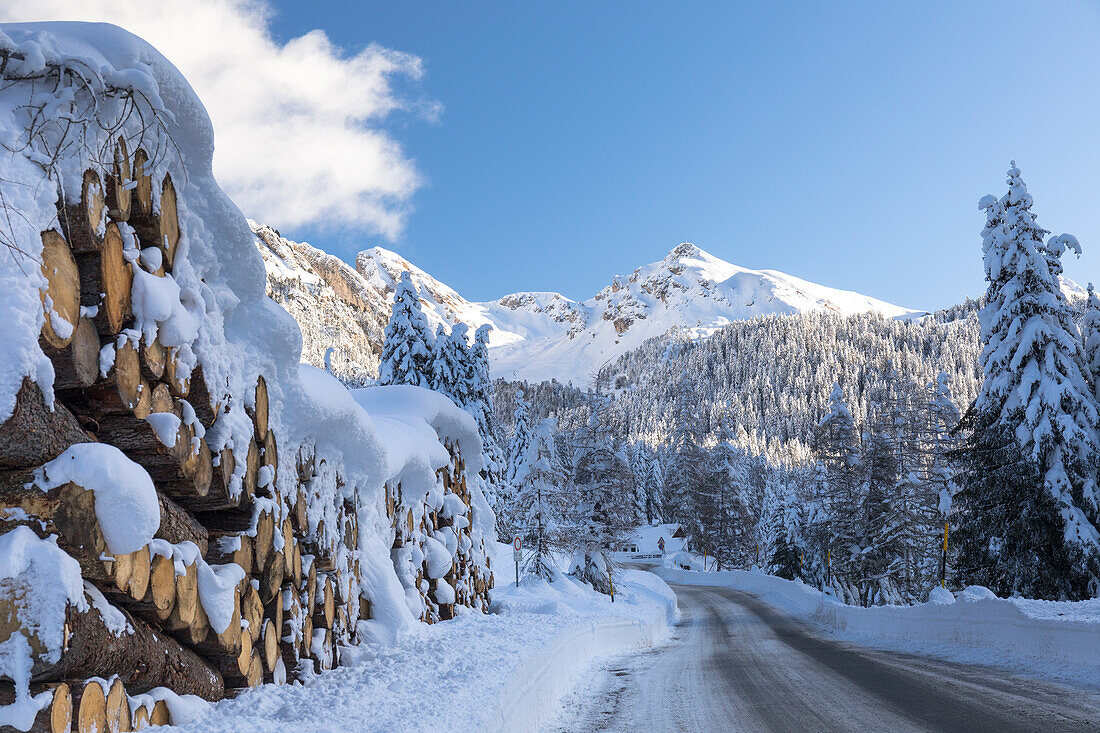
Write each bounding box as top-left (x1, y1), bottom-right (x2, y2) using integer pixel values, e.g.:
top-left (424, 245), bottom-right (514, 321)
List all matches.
top-left (252, 222), bottom-right (386, 384)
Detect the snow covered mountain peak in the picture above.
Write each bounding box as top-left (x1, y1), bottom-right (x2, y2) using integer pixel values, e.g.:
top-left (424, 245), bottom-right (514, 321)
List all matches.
top-left (255, 223), bottom-right (925, 386)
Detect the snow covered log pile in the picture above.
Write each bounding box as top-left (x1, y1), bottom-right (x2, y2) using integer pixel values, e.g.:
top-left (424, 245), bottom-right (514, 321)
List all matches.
top-left (0, 23), bottom-right (493, 733)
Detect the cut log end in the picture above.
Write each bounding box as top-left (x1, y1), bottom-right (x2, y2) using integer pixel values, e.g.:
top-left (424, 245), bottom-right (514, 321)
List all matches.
top-left (39, 230), bottom-right (81, 350)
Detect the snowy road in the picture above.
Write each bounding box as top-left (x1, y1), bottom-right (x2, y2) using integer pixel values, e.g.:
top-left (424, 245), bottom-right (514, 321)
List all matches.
top-left (550, 584), bottom-right (1100, 732)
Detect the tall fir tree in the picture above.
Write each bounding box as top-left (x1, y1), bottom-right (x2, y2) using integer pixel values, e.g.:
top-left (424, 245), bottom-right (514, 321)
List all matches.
top-left (568, 397), bottom-right (635, 594)
top-left (514, 418), bottom-right (570, 581)
top-left (812, 382), bottom-right (863, 596)
top-left (954, 163), bottom-right (1100, 600)
top-left (378, 271), bottom-right (435, 388)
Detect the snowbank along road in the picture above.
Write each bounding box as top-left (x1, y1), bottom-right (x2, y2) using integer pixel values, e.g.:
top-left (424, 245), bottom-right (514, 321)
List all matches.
top-left (552, 584), bottom-right (1100, 732)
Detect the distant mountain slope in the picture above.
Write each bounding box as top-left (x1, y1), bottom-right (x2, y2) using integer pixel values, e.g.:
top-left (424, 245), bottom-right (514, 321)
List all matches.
top-left (353, 241), bottom-right (927, 385)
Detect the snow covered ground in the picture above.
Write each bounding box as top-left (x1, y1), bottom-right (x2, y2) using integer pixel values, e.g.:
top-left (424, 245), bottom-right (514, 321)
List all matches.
top-left (655, 566), bottom-right (1100, 687)
top-left (163, 546), bottom-right (674, 732)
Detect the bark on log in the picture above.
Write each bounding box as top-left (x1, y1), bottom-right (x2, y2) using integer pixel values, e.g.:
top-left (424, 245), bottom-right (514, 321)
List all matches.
top-left (249, 377), bottom-right (268, 444)
top-left (39, 317), bottom-right (100, 391)
top-left (0, 378), bottom-right (94, 469)
top-left (0, 588), bottom-right (224, 699)
top-left (205, 532), bottom-right (251, 576)
top-left (38, 231), bottom-right (81, 350)
top-left (76, 223), bottom-right (132, 336)
top-left (59, 170), bottom-right (106, 254)
top-left (106, 137), bottom-right (131, 222)
top-left (94, 414), bottom-right (210, 501)
top-left (187, 365), bottom-right (221, 430)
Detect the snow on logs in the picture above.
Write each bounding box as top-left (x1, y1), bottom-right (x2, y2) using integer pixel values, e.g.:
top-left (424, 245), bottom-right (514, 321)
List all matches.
top-left (0, 47), bottom-right (491, 732)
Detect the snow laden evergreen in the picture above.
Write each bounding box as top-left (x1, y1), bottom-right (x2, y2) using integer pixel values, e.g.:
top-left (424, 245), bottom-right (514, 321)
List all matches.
top-left (468, 325), bottom-right (506, 521)
top-left (953, 163), bottom-right (1100, 600)
top-left (378, 271), bottom-right (435, 388)
top-left (513, 418), bottom-right (570, 581)
top-left (498, 389), bottom-right (533, 541)
top-left (1082, 284), bottom-right (1100, 405)
top-left (566, 397), bottom-right (635, 594)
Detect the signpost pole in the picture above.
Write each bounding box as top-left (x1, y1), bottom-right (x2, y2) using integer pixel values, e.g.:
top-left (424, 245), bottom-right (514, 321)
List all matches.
top-left (513, 537), bottom-right (522, 587)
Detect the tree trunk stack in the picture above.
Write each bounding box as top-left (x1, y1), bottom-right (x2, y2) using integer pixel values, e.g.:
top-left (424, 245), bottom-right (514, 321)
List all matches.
top-left (0, 145), bottom-right (491, 732)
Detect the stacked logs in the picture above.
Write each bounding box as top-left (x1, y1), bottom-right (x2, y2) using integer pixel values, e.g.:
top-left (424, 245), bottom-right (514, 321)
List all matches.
top-left (1, 143), bottom-right (490, 732)
top-left (384, 442), bottom-right (493, 625)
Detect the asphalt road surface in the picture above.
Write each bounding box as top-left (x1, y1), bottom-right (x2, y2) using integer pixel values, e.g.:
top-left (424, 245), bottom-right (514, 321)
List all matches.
top-left (550, 584), bottom-right (1100, 732)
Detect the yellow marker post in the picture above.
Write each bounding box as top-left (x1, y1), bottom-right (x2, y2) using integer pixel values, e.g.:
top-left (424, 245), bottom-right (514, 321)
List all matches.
top-left (941, 521), bottom-right (949, 589)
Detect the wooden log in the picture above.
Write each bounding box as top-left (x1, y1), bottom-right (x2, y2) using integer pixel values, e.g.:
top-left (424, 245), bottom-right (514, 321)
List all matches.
top-left (260, 548), bottom-right (284, 606)
top-left (0, 682), bottom-right (71, 733)
top-left (155, 491), bottom-right (208, 553)
top-left (76, 222), bottom-right (132, 336)
top-left (130, 149), bottom-right (152, 222)
top-left (141, 336), bottom-right (166, 381)
top-left (80, 336), bottom-right (143, 418)
top-left (187, 366), bottom-right (220, 430)
top-left (128, 171), bottom-right (177, 272)
top-left (74, 679), bottom-right (107, 733)
top-left (260, 618), bottom-right (279, 674)
top-left (281, 519), bottom-right (294, 576)
top-left (164, 348), bottom-right (190, 399)
top-left (241, 584), bottom-right (263, 645)
top-left (186, 444), bottom-right (239, 513)
top-left (127, 544), bottom-right (151, 602)
top-left (149, 383), bottom-right (175, 418)
top-left (143, 551), bottom-right (176, 622)
top-left (130, 704), bottom-right (148, 730)
top-left (106, 137), bottom-right (131, 222)
top-left (38, 230), bottom-right (81, 350)
top-left (251, 506), bottom-right (276, 574)
top-left (148, 700), bottom-right (169, 727)
top-left (248, 376), bottom-right (268, 444)
top-left (262, 430), bottom-right (278, 479)
top-left (59, 170), bottom-right (106, 254)
top-left (159, 174), bottom-right (179, 269)
top-left (166, 560), bottom-right (199, 631)
top-left (105, 677), bottom-right (130, 733)
top-left (0, 378), bottom-right (94, 469)
top-left (206, 532), bottom-right (251, 576)
top-left (0, 585), bottom-right (223, 699)
top-left (39, 317), bottom-right (100, 390)
top-left (95, 414), bottom-right (210, 501)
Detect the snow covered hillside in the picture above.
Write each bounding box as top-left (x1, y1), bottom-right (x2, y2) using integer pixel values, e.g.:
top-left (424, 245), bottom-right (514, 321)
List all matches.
top-left (257, 229), bottom-right (929, 386)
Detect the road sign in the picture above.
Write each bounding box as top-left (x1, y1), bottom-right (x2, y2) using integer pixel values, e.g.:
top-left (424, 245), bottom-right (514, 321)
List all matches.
top-left (657, 536), bottom-right (666, 553)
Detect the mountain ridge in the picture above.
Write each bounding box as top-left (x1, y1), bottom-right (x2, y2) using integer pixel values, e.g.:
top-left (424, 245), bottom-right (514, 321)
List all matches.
top-left (252, 222), bottom-right (944, 385)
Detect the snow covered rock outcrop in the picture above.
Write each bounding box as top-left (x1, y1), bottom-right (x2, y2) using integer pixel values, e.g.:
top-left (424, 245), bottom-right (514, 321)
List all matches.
top-left (253, 222), bottom-right (386, 385)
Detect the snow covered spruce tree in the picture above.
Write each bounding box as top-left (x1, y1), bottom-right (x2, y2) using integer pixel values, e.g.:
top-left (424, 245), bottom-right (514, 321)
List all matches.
top-left (811, 382), bottom-right (864, 599)
top-left (378, 270), bottom-right (435, 388)
top-left (567, 397), bottom-right (635, 594)
top-left (1083, 284), bottom-right (1100, 404)
top-left (498, 390), bottom-right (533, 541)
top-left (468, 324), bottom-right (507, 521)
top-left (429, 323), bottom-right (466, 402)
top-left (953, 163), bottom-right (1100, 600)
top-left (514, 418), bottom-right (570, 581)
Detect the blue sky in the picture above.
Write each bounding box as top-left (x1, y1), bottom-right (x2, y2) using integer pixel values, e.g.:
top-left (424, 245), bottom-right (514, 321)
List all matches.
top-left (266, 1), bottom-right (1100, 311)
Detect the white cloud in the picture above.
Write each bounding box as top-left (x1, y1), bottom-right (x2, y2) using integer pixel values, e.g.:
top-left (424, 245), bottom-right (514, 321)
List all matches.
top-left (1, 0), bottom-right (431, 237)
